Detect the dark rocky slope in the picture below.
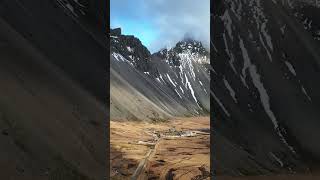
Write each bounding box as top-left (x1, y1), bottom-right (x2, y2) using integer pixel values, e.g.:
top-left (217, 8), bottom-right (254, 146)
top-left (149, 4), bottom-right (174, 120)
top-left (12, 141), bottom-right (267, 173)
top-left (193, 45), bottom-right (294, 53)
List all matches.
top-left (0, 1), bottom-right (106, 179)
top-left (0, 0), bottom-right (107, 102)
top-left (212, 0), bottom-right (320, 176)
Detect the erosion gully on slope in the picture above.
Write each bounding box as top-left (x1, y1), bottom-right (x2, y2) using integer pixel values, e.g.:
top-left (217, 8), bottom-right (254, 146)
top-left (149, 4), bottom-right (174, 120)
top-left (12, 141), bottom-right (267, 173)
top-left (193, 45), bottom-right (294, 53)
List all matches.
top-left (110, 117), bottom-right (210, 180)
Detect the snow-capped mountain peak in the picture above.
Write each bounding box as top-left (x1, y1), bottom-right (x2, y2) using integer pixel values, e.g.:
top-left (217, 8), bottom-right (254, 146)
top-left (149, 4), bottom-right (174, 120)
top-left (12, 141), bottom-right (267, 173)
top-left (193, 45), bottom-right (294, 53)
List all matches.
top-left (153, 39), bottom-right (210, 66)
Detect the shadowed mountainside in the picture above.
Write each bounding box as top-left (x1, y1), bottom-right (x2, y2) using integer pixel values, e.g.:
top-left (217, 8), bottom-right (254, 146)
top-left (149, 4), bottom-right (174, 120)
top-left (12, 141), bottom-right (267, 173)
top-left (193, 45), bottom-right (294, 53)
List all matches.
top-left (0, 0), bottom-right (107, 179)
top-left (212, 0), bottom-right (320, 176)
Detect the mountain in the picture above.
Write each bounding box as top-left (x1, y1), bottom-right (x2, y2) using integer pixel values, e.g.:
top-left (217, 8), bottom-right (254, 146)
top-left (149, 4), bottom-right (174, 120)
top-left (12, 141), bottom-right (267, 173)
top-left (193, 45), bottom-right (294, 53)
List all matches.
top-left (212, 0), bottom-right (320, 176)
top-left (110, 28), bottom-right (210, 121)
top-left (0, 1), bottom-right (106, 179)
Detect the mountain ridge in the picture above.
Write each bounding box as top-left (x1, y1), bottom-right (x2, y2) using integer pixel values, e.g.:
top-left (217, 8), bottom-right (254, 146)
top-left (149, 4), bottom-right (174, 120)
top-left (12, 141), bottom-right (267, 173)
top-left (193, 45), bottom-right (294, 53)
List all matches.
top-left (110, 27), bottom-right (210, 121)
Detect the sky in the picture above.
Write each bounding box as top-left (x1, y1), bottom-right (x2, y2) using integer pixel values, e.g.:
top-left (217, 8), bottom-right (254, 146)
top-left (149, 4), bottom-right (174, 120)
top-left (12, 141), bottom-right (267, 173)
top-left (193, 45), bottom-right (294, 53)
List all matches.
top-left (110, 0), bottom-right (210, 53)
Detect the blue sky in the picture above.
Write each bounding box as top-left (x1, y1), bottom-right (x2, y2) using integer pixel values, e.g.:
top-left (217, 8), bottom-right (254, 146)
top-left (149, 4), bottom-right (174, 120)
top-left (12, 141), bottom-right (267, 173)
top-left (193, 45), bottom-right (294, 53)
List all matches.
top-left (110, 0), bottom-right (210, 53)
top-left (110, 15), bottom-right (159, 49)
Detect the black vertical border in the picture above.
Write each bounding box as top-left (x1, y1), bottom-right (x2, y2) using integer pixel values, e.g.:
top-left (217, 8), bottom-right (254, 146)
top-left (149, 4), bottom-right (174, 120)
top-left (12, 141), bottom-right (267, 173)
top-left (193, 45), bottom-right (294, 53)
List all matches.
top-left (210, 0), bottom-right (214, 179)
top-left (106, 0), bottom-right (110, 179)
top-left (210, 0), bottom-right (224, 179)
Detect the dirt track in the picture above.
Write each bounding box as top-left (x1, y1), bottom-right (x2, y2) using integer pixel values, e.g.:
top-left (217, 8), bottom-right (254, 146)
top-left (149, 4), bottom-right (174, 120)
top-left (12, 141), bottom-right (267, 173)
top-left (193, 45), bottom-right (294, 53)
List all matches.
top-left (110, 117), bottom-right (210, 180)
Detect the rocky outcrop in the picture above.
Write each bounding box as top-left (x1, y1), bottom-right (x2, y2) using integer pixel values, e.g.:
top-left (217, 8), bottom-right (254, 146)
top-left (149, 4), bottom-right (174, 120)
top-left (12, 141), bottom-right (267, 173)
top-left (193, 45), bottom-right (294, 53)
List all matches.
top-left (111, 28), bottom-right (122, 36)
top-left (111, 28), bottom-right (152, 72)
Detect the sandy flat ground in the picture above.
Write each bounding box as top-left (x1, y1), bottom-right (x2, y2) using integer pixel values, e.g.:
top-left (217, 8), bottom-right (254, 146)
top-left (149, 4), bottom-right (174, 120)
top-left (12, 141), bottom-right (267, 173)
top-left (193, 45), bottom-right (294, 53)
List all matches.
top-left (110, 117), bottom-right (210, 180)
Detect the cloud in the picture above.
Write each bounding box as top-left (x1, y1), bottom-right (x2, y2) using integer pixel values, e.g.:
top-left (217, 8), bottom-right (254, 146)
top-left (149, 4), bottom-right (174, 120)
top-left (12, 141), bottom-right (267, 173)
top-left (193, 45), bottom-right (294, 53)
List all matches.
top-left (111, 0), bottom-right (210, 53)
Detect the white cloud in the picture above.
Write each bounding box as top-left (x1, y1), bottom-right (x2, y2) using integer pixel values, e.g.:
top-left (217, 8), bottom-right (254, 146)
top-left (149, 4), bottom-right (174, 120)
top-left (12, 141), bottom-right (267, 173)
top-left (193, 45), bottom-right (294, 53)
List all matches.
top-left (142, 0), bottom-right (210, 52)
top-left (111, 0), bottom-right (210, 53)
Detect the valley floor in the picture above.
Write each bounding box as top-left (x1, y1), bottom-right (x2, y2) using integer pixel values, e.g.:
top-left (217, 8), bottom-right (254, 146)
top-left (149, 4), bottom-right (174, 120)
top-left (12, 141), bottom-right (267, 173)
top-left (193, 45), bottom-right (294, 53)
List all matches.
top-left (110, 116), bottom-right (210, 180)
